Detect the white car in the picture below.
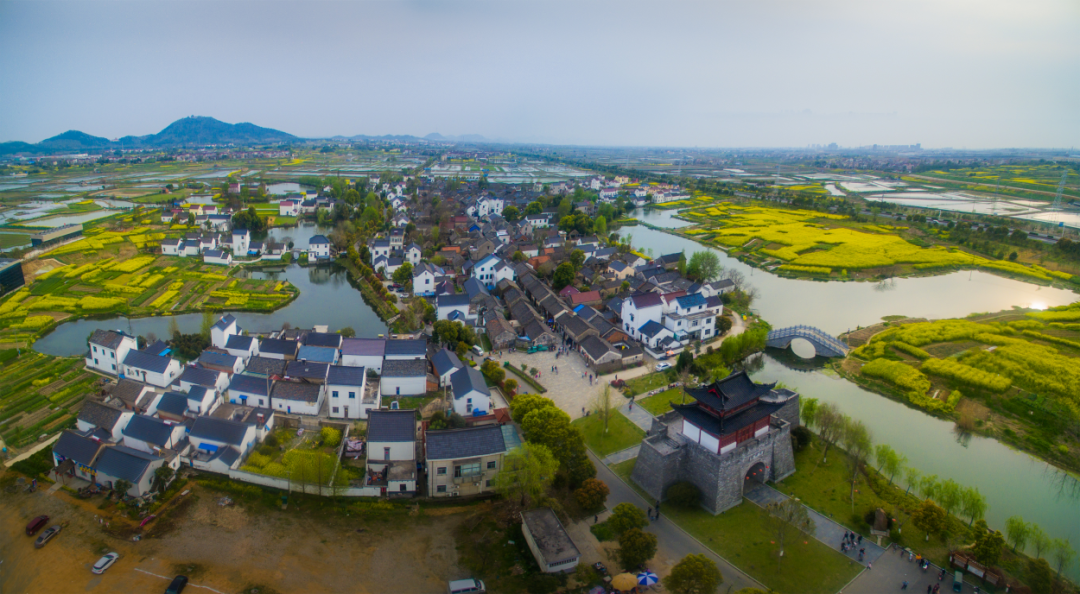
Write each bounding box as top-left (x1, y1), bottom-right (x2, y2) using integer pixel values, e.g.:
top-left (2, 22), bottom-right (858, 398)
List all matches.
top-left (91, 552), bottom-right (120, 574)
top-left (655, 362), bottom-right (672, 371)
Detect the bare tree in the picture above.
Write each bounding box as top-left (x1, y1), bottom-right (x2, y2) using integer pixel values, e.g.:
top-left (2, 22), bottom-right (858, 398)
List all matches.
top-left (592, 384), bottom-right (615, 435)
top-left (765, 499), bottom-right (815, 571)
top-left (815, 402), bottom-right (845, 465)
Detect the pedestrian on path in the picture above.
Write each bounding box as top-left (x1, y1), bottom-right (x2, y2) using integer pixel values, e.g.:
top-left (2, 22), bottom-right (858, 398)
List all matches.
top-left (901, 581), bottom-right (908, 590)
top-left (867, 561), bottom-right (872, 570)
top-left (594, 515), bottom-right (598, 524)
top-left (927, 585), bottom-right (933, 594)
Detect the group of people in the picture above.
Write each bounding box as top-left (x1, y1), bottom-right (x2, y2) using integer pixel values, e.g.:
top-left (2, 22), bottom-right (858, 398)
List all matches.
top-left (550, 364), bottom-right (560, 375)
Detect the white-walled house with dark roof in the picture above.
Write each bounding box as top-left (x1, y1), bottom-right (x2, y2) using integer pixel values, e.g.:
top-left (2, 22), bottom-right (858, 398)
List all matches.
top-left (366, 409), bottom-right (417, 494)
top-left (449, 366), bottom-right (491, 417)
top-left (210, 314), bottom-right (239, 349)
top-left (76, 401), bottom-right (133, 443)
top-left (121, 350), bottom-right (182, 388)
top-left (187, 416), bottom-right (256, 473)
top-left (227, 374), bottom-right (272, 408)
top-left (340, 338), bottom-right (385, 373)
top-left (326, 365), bottom-right (373, 420)
top-left (86, 329), bottom-right (138, 376)
top-left (425, 425), bottom-right (506, 497)
top-left (269, 381), bottom-right (325, 416)
top-left (93, 444), bottom-right (168, 497)
top-left (224, 334), bottom-right (260, 362)
top-left (380, 359), bottom-right (428, 397)
top-left (121, 414), bottom-right (187, 456)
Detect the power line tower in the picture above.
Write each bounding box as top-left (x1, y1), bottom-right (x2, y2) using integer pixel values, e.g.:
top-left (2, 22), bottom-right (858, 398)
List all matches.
top-left (1050, 170), bottom-right (1068, 237)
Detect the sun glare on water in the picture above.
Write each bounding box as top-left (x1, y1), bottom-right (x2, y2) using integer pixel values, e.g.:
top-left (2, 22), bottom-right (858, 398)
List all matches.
top-left (1030, 301), bottom-right (1048, 311)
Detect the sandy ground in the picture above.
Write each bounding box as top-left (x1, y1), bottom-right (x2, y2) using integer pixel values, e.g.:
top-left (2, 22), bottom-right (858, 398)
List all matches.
top-left (1, 480), bottom-right (467, 594)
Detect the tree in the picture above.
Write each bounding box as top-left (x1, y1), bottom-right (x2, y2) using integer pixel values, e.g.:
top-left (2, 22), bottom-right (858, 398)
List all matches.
top-left (503, 378), bottom-right (518, 396)
top-left (521, 406), bottom-right (573, 452)
top-left (606, 502), bottom-right (649, 536)
top-left (815, 402), bottom-right (845, 464)
top-left (1027, 557), bottom-right (1054, 594)
top-left (592, 385), bottom-right (615, 435)
top-left (936, 479), bottom-right (962, 518)
top-left (168, 316), bottom-right (180, 338)
top-left (677, 252), bottom-right (687, 277)
top-left (665, 481), bottom-right (701, 508)
top-left (502, 205), bottom-right (520, 222)
top-left (617, 528), bottom-right (658, 571)
top-left (800, 397), bottom-right (819, 429)
top-left (874, 444), bottom-right (904, 484)
top-left (918, 474), bottom-right (939, 501)
top-left (200, 310), bottom-right (216, 340)
top-left (338, 326), bottom-right (356, 338)
top-left (841, 419), bottom-right (872, 510)
top-left (595, 215), bottom-right (607, 237)
top-left (665, 554), bottom-right (722, 594)
top-left (687, 251), bottom-right (722, 283)
top-left (1031, 523), bottom-right (1051, 559)
top-left (153, 466), bottom-right (175, 492)
top-left (112, 479), bottom-right (133, 497)
top-left (912, 499), bottom-right (947, 541)
top-left (1050, 538), bottom-right (1076, 580)
top-left (574, 478), bottom-right (610, 511)
top-left (903, 467), bottom-right (922, 496)
top-left (480, 359), bottom-right (505, 385)
top-left (392, 261), bottom-right (413, 285)
top-left (1005, 516), bottom-right (1030, 553)
top-left (552, 262), bottom-right (575, 290)
top-left (557, 196), bottom-right (572, 219)
top-left (570, 249), bottom-right (585, 270)
top-left (512, 250), bottom-right (526, 262)
top-left (971, 520), bottom-right (1005, 566)
top-left (524, 201), bottom-right (542, 215)
top-left (765, 499), bottom-right (814, 569)
top-left (492, 442), bottom-right (559, 507)
top-left (959, 486), bottom-right (987, 526)
top-left (509, 393), bottom-right (557, 423)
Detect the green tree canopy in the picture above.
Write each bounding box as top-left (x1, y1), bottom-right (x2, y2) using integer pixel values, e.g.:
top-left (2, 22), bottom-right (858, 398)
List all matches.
top-left (552, 262), bottom-right (576, 290)
top-left (509, 393), bottom-right (557, 423)
top-left (971, 520), bottom-right (1005, 566)
top-left (664, 554), bottom-right (723, 594)
top-left (912, 499), bottom-right (948, 541)
top-left (606, 502), bottom-right (649, 536)
top-left (686, 251), bottom-right (721, 283)
top-left (617, 528), bottom-right (658, 571)
top-left (503, 205), bottom-right (520, 222)
top-left (574, 478), bottom-right (610, 512)
top-left (493, 442), bottom-right (559, 506)
top-left (392, 261), bottom-right (413, 285)
top-left (1005, 516), bottom-right (1030, 553)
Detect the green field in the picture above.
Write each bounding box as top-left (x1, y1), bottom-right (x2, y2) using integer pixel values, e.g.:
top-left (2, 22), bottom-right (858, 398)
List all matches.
top-left (0, 351), bottom-right (93, 449)
top-left (572, 410), bottom-right (645, 456)
top-left (0, 232), bottom-right (32, 249)
top-left (637, 387), bottom-right (686, 416)
top-left (847, 310), bottom-right (1080, 471)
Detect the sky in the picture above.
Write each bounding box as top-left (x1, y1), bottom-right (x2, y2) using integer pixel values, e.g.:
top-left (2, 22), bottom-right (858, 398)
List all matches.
top-left (1, 0), bottom-right (1078, 149)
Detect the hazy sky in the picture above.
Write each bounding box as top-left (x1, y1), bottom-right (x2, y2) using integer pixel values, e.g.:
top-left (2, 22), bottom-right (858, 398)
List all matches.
top-left (2, 0), bottom-right (1077, 148)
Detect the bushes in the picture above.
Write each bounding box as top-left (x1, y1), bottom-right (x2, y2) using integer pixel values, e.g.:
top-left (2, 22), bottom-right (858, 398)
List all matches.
top-left (891, 341), bottom-right (931, 360)
top-left (861, 358), bottom-right (931, 395)
top-left (921, 358), bottom-right (1012, 393)
top-left (665, 481), bottom-right (701, 508)
top-left (320, 426), bottom-right (342, 448)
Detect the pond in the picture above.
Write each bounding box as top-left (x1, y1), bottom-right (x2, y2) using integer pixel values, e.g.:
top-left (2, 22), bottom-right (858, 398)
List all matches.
top-left (752, 352), bottom-right (1080, 581)
top-left (626, 224), bottom-right (1077, 335)
top-left (266, 183), bottom-right (314, 195)
top-left (33, 262), bottom-right (387, 357)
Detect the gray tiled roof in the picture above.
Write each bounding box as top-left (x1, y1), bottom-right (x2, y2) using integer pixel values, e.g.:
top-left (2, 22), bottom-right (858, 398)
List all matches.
top-left (286, 360), bottom-right (329, 381)
top-left (426, 425), bottom-right (506, 460)
top-left (110, 379), bottom-right (147, 407)
top-left (367, 409), bottom-right (416, 443)
top-left (381, 358), bottom-right (427, 378)
top-left (304, 332), bottom-right (342, 348)
top-left (431, 349), bottom-right (463, 377)
top-left (190, 416), bottom-right (249, 445)
top-left (259, 338), bottom-right (298, 357)
top-left (122, 349), bottom-right (174, 374)
top-left (450, 366), bottom-right (490, 400)
top-left (179, 365), bottom-right (223, 388)
top-left (197, 350), bottom-right (239, 370)
top-left (243, 356), bottom-right (287, 377)
top-left (155, 392), bottom-right (189, 416)
top-left (326, 365), bottom-right (366, 387)
top-left (437, 293), bottom-right (471, 308)
top-left (384, 339), bottom-right (427, 357)
top-left (211, 314), bottom-right (237, 332)
top-left (53, 430), bottom-right (103, 466)
top-left (89, 329), bottom-right (128, 350)
top-left (94, 445), bottom-right (159, 484)
top-left (229, 374), bottom-right (270, 397)
top-left (271, 381), bottom-right (323, 403)
top-left (77, 401), bottom-right (126, 431)
top-left (122, 415), bottom-right (174, 447)
top-left (225, 335), bottom-right (255, 351)
top-left (340, 338), bottom-right (385, 357)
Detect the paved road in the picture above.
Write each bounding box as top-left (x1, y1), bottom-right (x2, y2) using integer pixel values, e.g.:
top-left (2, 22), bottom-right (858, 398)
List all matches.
top-left (744, 483), bottom-right (886, 566)
top-left (590, 451), bottom-right (765, 592)
top-left (843, 548), bottom-right (960, 594)
top-left (3, 433), bottom-right (60, 467)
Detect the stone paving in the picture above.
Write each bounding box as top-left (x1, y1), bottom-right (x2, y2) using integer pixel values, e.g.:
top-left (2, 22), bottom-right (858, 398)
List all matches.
top-left (744, 483), bottom-right (887, 567)
top-left (844, 548), bottom-right (962, 594)
top-left (601, 445), bottom-right (640, 465)
top-left (619, 400), bottom-right (656, 432)
top-left (471, 347), bottom-right (628, 419)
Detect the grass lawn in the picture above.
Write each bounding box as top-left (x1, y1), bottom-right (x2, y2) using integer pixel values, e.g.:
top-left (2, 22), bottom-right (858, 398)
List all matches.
top-left (638, 387), bottom-right (687, 416)
top-left (572, 410), bottom-right (645, 457)
top-left (608, 457), bottom-right (862, 594)
top-left (0, 233), bottom-right (31, 249)
top-left (623, 371), bottom-right (672, 396)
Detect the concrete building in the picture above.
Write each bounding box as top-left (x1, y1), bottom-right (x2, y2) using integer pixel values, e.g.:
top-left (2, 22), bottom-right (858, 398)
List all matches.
top-left (86, 329), bottom-right (138, 376)
top-left (631, 372), bottom-right (799, 515)
top-left (425, 425), bottom-right (506, 498)
top-left (326, 365), bottom-right (371, 420)
top-left (366, 409), bottom-right (417, 494)
top-left (521, 508), bottom-right (581, 574)
top-left (380, 359), bottom-right (428, 397)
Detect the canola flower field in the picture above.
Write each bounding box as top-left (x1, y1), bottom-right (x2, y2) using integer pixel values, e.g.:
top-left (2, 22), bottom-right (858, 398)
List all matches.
top-left (677, 201), bottom-right (1078, 283)
top-left (848, 311), bottom-right (1080, 469)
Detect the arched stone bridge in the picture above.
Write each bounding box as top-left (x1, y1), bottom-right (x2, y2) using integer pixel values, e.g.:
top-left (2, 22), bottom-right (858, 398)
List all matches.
top-left (766, 326), bottom-right (850, 357)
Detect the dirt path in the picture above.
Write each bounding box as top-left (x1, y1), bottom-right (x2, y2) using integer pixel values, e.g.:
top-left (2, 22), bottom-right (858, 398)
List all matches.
top-left (1, 481), bottom-right (466, 594)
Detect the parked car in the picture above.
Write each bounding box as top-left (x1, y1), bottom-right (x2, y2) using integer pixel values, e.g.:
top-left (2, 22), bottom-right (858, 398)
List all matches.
top-left (655, 362), bottom-right (672, 371)
top-left (34, 525), bottom-right (62, 548)
top-left (609, 379), bottom-right (626, 388)
top-left (91, 552), bottom-right (120, 574)
top-left (165, 575), bottom-right (189, 594)
top-left (25, 515), bottom-right (49, 536)
top-left (448, 578), bottom-right (486, 594)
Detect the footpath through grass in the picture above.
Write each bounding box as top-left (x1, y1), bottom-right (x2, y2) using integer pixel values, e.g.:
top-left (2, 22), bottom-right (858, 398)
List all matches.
top-left (638, 387), bottom-right (685, 416)
top-left (609, 456), bottom-right (862, 594)
top-left (572, 411), bottom-right (645, 457)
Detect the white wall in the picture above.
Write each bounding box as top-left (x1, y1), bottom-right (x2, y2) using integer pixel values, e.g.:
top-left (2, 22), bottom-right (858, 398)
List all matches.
top-left (367, 440), bottom-right (415, 462)
top-left (452, 390), bottom-right (491, 417)
top-left (380, 376), bottom-right (426, 396)
top-left (700, 432), bottom-right (720, 454)
top-left (341, 354), bottom-right (382, 373)
top-left (328, 383), bottom-right (365, 420)
top-left (681, 420), bottom-right (701, 444)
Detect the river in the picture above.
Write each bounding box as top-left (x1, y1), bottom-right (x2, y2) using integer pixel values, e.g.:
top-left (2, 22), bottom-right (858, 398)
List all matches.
top-left (632, 208), bottom-right (1080, 578)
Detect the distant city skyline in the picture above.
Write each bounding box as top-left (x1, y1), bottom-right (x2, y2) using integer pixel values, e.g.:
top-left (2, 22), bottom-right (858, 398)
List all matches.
top-left (1, 0), bottom-right (1077, 149)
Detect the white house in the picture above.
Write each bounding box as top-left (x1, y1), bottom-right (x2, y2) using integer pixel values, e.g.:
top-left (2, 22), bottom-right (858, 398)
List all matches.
top-left (231, 229), bottom-right (251, 253)
top-left (599, 188), bottom-right (619, 201)
top-left (278, 200), bottom-right (300, 216)
top-left (224, 335), bottom-right (260, 362)
top-left (76, 401), bottom-right (133, 443)
top-left (226, 374), bottom-right (272, 408)
top-left (203, 249), bottom-right (232, 266)
top-left (380, 359), bottom-right (428, 397)
top-left (308, 235), bottom-right (331, 259)
top-left (620, 292), bottom-right (664, 342)
top-left (86, 329), bottom-right (137, 376)
top-left (405, 243), bottom-right (422, 267)
top-left (384, 339), bottom-right (427, 361)
top-left (525, 213), bottom-right (551, 229)
top-left (472, 255), bottom-right (514, 289)
top-left (52, 430), bottom-right (105, 484)
top-left (431, 349), bottom-right (464, 387)
top-left (366, 409), bottom-right (417, 494)
top-left (269, 381), bottom-right (325, 416)
top-left (161, 238), bottom-right (184, 256)
top-left (178, 365), bottom-right (230, 396)
top-left (370, 239), bottom-right (391, 259)
top-left (521, 508), bottom-right (581, 574)
top-left (121, 414), bottom-right (187, 455)
top-left (94, 445), bottom-right (168, 497)
top-left (449, 366), bottom-right (491, 417)
top-left (179, 385), bottom-right (221, 416)
top-left (188, 416), bottom-right (256, 473)
top-left (121, 350), bottom-right (182, 388)
top-left (436, 293), bottom-right (473, 323)
top-left (340, 338), bottom-right (385, 373)
top-left (412, 262), bottom-right (445, 297)
top-left (326, 365), bottom-right (373, 420)
top-left (210, 314), bottom-right (239, 349)
top-left (661, 293), bottom-right (720, 342)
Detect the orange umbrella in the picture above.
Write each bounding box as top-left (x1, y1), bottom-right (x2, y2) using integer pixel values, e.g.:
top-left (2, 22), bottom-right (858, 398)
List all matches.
top-left (611, 573), bottom-right (638, 591)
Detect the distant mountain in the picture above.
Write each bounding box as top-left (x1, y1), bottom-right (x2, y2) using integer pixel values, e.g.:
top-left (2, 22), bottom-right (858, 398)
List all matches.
top-left (425, 132), bottom-right (488, 142)
top-left (0, 116), bottom-right (297, 155)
